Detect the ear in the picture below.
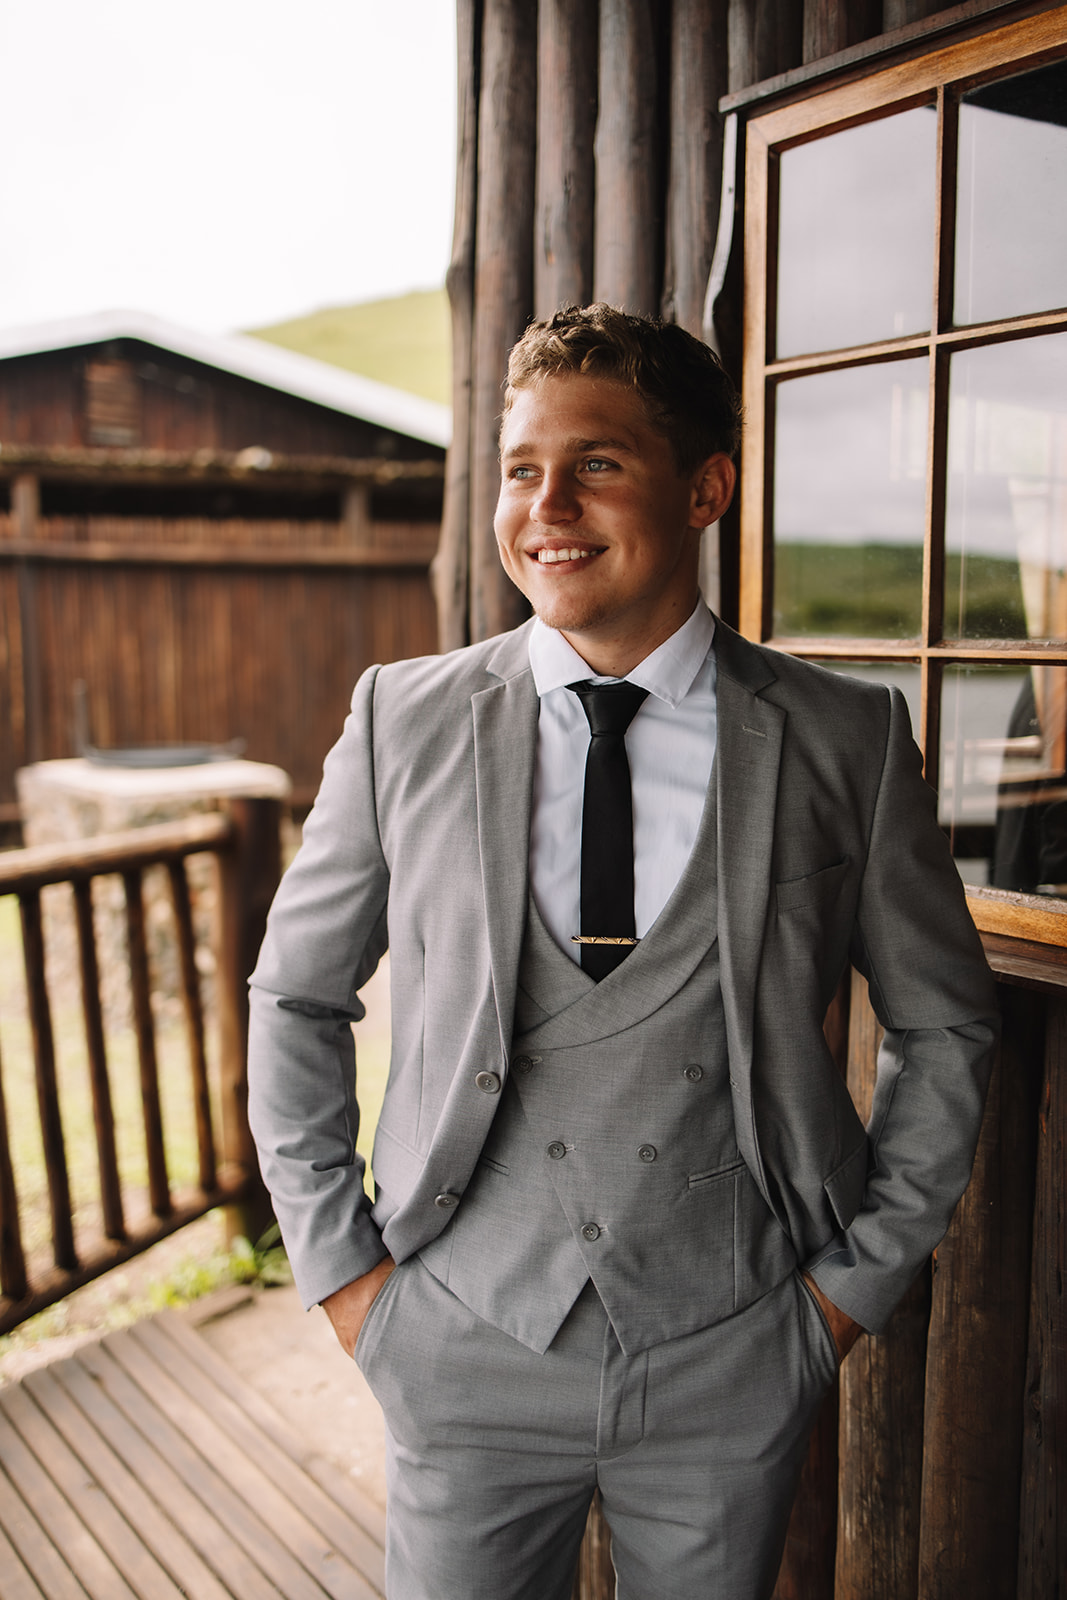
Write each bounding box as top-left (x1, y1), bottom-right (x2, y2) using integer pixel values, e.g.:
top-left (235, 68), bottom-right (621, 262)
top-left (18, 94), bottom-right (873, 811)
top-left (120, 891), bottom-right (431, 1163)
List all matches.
top-left (688, 453), bottom-right (736, 530)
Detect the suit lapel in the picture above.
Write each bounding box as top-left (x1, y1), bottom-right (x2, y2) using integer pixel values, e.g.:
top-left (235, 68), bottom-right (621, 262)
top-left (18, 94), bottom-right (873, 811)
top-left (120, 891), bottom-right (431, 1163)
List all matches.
top-left (471, 627), bottom-right (539, 1066)
top-left (714, 626), bottom-right (784, 1133)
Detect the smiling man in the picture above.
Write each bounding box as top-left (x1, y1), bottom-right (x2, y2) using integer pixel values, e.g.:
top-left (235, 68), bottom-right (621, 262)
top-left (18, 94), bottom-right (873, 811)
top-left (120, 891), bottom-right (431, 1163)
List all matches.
top-left (248, 304), bottom-right (998, 1599)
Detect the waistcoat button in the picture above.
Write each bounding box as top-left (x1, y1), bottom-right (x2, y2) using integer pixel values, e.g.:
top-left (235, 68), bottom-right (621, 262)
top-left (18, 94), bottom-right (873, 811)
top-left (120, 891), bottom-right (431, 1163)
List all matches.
top-left (512, 1054), bottom-right (540, 1074)
top-left (434, 1192), bottom-right (459, 1209)
top-left (580, 1223), bottom-right (601, 1242)
top-left (547, 1141), bottom-right (567, 1160)
top-left (683, 1064), bottom-right (704, 1082)
top-left (475, 1071), bottom-right (501, 1093)
top-left (637, 1144), bottom-right (657, 1162)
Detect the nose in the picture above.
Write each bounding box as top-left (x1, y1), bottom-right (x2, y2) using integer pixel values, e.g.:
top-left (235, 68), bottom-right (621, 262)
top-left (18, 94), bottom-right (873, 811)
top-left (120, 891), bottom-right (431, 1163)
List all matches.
top-left (531, 470), bottom-right (581, 525)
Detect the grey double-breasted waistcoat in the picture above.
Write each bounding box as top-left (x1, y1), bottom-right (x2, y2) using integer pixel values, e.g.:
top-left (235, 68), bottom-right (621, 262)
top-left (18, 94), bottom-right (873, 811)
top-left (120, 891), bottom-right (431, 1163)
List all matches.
top-left (419, 789), bottom-right (795, 1356)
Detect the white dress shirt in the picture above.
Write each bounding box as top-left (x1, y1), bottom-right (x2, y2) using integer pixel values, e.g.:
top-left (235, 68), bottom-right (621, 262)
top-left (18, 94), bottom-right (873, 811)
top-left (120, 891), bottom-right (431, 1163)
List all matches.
top-left (528, 603), bottom-right (718, 963)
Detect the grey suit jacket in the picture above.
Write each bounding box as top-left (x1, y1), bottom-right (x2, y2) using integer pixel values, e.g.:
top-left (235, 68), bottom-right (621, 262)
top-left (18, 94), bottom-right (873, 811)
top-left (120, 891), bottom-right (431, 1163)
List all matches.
top-left (248, 617), bottom-right (998, 1332)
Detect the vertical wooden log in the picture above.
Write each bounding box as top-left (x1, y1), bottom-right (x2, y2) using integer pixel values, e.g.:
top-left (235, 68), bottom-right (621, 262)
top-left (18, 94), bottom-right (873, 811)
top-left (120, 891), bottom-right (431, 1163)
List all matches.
top-left (774, 968), bottom-right (851, 1598)
top-left (1017, 991), bottom-right (1067, 1598)
top-left (18, 888), bottom-right (76, 1271)
top-left (167, 859), bottom-right (216, 1194)
top-left (836, 970), bottom-right (927, 1600)
top-left (0, 1036), bottom-right (28, 1304)
top-left (918, 982), bottom-right (1039, 1597)
top-left (433, 0), bottom-right (481, 654)
top-left (802, 0), bottom-right (881, 62)
top-left (728, 0), bottom-right (803, 91)
top-left (535, 0), bottom-right (598, 319)
top-left (468, 0), bottom-right (537, 644)
top-left (216, 797), bottom-right (281, 1243)
top-left (123, 868), bottom-right (170, 1218)
top-left (572, 1491), bottom-right (614, 1600)
top-left (13, 474), bottom-right (43, 766)
top-left (663, 0), bottom-right (728, 336)
top-left (72, 878), bottom-right (125, 1241)
top-left (593, 0), bottom-right (664, 315)
top-left (882, 0), bottom-right (943, 33)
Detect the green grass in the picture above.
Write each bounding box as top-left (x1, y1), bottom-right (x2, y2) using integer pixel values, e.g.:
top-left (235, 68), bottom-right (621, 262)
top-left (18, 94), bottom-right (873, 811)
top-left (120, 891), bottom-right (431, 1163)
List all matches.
top-left (775, 542), bottom-right (1029, 639)
top-left (247, 287), bottom-right (451, 407)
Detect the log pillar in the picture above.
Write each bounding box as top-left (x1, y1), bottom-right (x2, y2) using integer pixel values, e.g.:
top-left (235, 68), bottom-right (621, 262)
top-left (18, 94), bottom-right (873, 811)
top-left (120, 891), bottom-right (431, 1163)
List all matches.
top-left (535, 0), bottom-right (598, 319)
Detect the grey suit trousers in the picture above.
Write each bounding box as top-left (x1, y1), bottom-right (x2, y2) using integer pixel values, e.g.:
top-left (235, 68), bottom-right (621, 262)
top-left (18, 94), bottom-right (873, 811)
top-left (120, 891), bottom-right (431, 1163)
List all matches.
top-left (355, 1257), bottom-right (839, 1600)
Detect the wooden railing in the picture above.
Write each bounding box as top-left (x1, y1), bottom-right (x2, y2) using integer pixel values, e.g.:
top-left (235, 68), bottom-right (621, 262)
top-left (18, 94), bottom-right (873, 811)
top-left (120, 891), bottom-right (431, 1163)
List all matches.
top-left (0, 798), bottom-right (280, 1334)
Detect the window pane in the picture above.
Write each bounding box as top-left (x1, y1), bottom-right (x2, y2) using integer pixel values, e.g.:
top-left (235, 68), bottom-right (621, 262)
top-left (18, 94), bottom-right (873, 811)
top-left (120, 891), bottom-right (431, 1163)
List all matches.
top-left (776, 107), bottom-right (936, 358)
top-left (773, 361), bottom-right (928, 637)
top-left (955, 61), bottom-right (1067, 326)
top-left (944, 333), bottom-right (1067, 642)
top-left (941, 664), bottom-right (1067, 895)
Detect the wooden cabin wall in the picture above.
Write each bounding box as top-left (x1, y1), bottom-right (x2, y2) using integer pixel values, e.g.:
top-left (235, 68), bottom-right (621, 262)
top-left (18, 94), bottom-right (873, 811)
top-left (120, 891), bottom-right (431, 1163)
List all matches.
top-left (0, 346), bottom-right (436, 461)
top-left (0, 505), bottom-right (439, 812)
top-left (439, 0), bottom-right (1013, 651)
top-left (441, 2), bottom-right (1065, 1596)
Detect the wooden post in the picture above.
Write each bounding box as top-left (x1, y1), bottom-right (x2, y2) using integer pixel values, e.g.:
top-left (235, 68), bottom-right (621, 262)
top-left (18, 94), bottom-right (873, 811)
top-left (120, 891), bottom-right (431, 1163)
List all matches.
top-left (72, 877), bottom-right (125, 1241)
top-left (535, 0), bottom-right (597, 318)
top-left (918, 982), bottom-right (1039, 1597)
top-left (727, 0), bottom-right (803, 91)
top-left (215, 795), bottom-right (281, 1244)
top-left (663, 0), bottom-right (728, 336)
top-left (0, 1035), bottom-right (28, 1305)
top-left (19, 888), bottom-right (76, 1271)
top-left (433, 0), bottom-right (482, 654)
top-left (571, 1491), bottom-right (613, 1600)
top-left (835, 969), bottom-right (928, 1600)
top-left (12, 474), bottom-right (43, 767)
top-left (124, 867), bottom-right (171, 1218)
top-left (593, 0), bottom-right (664, 315)
top-left (1017, 990), bottom-right (1067, 1597)
top-left (802, 0), bottom-right (881, 61)
top-left (468, 0), bottom-right (537, 644)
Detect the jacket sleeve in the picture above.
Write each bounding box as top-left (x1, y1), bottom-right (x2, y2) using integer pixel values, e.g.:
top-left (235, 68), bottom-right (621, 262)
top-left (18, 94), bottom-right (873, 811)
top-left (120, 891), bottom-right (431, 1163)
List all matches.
top-left (807, 687), bottom-right (1000, 1331)
top-left (247, 665), bottom-right (392, 1309)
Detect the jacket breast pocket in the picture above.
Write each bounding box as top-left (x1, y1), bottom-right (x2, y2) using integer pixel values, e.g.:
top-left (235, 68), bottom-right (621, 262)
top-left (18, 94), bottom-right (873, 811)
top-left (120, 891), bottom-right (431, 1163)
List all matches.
top-left (775, 858), bottom-right (849, 914)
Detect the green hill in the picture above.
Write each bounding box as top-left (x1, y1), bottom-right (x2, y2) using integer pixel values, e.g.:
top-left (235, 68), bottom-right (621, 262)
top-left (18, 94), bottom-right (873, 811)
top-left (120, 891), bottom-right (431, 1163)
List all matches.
top-left (247, 287), bottom-right (450, 407)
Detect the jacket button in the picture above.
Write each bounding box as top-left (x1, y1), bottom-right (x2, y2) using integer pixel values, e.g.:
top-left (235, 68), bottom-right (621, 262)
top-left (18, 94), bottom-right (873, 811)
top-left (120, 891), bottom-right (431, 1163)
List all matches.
top-left (434, 1192), bottom-right (459, 1209)
top-left (683, 1064), bottom-right (704, 1082)
top-left (475, 1071), bottom-right (501, 1093)
top-left (512, 1054), bottom-right (540, 1074)
top-left (581, 1223), bottom-right (601, 1242)
top-left (547, 1141), bottom-right (567, 1160)
top-left (637, 1144), bottom-right (657, 1163)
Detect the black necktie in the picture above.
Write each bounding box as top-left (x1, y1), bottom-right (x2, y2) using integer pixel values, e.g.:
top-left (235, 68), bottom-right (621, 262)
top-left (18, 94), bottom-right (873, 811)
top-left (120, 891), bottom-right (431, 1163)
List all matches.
top-left (568, 680), bottom-right (649, 981)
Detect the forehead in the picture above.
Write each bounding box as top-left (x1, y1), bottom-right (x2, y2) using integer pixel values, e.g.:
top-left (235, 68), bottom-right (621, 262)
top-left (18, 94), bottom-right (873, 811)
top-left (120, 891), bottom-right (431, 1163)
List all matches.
top-left (499, 373), bottom-right (658, 456)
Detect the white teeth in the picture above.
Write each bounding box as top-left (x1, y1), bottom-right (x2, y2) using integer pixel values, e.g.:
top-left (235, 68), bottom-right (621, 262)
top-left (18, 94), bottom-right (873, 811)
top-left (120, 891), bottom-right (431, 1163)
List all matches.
top-left (537, 548), bottom-right (595, 564)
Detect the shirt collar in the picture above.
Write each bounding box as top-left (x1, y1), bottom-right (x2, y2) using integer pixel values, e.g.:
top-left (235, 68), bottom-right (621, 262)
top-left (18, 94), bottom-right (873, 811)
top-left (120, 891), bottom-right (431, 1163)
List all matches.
top-left (528, 602), bottom-right (715, 709)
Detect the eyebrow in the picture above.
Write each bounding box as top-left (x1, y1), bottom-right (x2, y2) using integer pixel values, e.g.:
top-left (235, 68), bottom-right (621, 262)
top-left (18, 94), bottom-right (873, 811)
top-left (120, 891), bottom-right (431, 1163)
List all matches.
top-left (500, 435), bottom-right (637, 462)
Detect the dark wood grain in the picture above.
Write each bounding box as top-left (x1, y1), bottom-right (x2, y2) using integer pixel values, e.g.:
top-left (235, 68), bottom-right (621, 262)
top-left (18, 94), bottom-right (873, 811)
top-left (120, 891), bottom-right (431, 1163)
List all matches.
top-left (593, 0), bottom-right (665, 314)
top-left (433, 0), bottom-right (481, 653)
top-left (0, 1035), bottom-right (28, 1305)
top-left (167, 859), bottom-right (216, 1194)
top-left (918, 984), bottom-right (1040, 1596)
top-left (18, 889), bottom-right (76, 1272)
top-left (1017, 992), bottom-right (1067, 1598)
top-left (72, 878), bottom-right (125, 1241)
top-left (535, 0), bottom-right (597, 318)
top-left (122, 868), bottom-right (171, 1218)
top-left (663, 0), bottom-right (728, 334)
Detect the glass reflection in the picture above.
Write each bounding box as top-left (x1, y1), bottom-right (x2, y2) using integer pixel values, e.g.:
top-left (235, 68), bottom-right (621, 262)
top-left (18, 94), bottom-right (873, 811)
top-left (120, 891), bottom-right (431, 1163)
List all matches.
top-left (941, 664), bottom-right (1067, 895)
top-left (944, 334), bottom-right (1067, 641)
top-left (955, 61), bottom-right (1067, 327)
top-left (773, 361), bottom-right (928, 637)
top-left (776, 106), bottom-right (936, 358)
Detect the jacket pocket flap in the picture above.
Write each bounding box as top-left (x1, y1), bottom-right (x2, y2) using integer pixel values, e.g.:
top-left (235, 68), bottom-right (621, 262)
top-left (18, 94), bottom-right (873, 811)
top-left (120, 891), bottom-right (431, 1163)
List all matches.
top-left (776, 858), bottom-right (849, 913)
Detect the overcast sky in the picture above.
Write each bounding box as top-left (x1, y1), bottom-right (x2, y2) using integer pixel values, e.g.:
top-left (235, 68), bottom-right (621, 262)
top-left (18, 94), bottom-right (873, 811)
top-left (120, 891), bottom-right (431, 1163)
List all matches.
top-left (0, 1), bottom-right (457, 336)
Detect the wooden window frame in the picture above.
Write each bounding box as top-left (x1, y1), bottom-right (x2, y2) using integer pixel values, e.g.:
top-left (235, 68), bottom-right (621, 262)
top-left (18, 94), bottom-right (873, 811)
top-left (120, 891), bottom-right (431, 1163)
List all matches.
top-left (738, 6), bottom-right (1067, 958)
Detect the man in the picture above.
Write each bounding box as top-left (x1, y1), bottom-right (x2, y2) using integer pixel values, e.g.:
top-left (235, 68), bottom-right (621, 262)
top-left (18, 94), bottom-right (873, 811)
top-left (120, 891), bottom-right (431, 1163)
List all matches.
top-left (248, 305), bottom-right (997, 1599)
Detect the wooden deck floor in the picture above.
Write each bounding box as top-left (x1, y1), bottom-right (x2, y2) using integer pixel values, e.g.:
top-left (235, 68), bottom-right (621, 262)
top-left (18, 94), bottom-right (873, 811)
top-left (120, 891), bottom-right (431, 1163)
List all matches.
top-left (0, 1309), bottom-right (386, 1600)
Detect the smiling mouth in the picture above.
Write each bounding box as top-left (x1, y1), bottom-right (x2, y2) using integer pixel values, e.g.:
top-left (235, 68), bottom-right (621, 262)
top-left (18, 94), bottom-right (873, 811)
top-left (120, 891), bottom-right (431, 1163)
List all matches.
top-left (536, 548), bottom-right (601, 565)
